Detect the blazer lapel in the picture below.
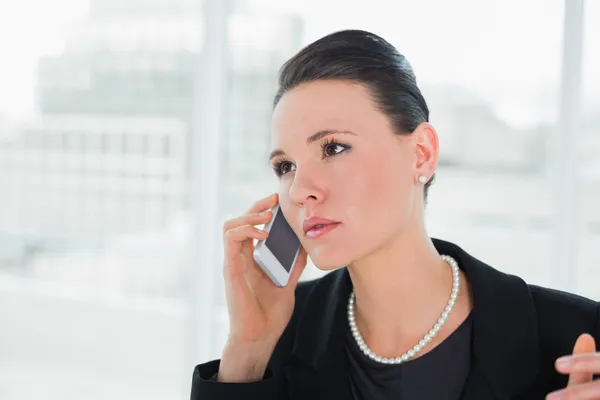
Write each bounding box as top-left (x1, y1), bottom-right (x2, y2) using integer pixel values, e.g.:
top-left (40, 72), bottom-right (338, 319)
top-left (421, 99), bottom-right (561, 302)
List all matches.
top-left (459, 357), bottom-right (497, 400)
top-left (284, 361), bottom-right (321, 400)
top-left (285, 342), bottom-right (353, 400)
top-left (435, 239), bottom-right (541, 400)
top-left (286, 267), bottom-right (353, 400)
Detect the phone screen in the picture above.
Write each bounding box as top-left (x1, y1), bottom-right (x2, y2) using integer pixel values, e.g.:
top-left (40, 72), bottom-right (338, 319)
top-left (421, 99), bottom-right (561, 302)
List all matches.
top-left (265, 209), bottom-right (300, 272)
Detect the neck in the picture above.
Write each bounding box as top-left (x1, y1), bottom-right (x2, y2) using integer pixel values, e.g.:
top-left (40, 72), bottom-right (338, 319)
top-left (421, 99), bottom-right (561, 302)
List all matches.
top-left (347, 219), bottom-right (468, 357)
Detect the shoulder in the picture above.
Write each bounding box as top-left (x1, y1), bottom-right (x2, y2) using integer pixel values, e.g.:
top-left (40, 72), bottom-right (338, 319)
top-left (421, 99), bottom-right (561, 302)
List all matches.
top-left (515, 284), bottom-right (599, 394)
top-left (440, 237), bottom-right (600, 342)
top-left (528, 283), bottom-right (600, 347)
top-left (529, 284), bottom-right (599, 322)
top-left (479, 261), bottom-right (600, 349)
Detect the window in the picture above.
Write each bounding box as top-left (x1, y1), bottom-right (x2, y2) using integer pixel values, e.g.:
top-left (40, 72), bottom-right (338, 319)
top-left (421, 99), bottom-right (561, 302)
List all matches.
top-left (579, 0), bottom-right (600, 300)
top-left (0, 1), bottom-right (597, 400)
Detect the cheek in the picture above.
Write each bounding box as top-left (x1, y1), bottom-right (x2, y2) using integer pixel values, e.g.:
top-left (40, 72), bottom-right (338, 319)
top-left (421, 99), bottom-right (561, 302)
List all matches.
top-left (341, 151), bottom-right (414, 228)
top-left (352, 153), bottom-right (410, 203)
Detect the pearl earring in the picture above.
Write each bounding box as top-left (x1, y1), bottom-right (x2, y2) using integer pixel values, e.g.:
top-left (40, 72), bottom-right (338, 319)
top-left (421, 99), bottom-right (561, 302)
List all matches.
top-left (418, 175), bottom-right (428, 184)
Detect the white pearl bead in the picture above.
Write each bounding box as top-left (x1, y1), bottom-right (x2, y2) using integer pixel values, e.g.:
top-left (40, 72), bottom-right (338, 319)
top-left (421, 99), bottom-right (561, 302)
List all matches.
top-left (347, 255), bottom-right (460, 364)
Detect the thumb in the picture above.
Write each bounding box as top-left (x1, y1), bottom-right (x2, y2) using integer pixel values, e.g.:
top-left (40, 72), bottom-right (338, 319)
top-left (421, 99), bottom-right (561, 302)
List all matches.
top-left (567, 333), bottom-right (597, 386)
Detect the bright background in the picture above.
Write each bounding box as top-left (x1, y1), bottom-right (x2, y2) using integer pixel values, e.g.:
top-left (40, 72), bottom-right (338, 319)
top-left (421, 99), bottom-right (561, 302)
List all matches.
top-left (0, 0), bottom-right (598, 399)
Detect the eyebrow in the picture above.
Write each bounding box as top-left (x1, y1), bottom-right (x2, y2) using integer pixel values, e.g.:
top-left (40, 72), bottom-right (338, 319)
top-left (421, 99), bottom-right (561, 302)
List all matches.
top-left (268, 129), bottom-right (357, 161)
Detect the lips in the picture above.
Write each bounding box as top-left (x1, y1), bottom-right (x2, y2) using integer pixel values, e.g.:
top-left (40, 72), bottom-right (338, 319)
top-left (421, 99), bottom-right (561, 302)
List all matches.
top-left (303, 216), bottom-right (341, 239)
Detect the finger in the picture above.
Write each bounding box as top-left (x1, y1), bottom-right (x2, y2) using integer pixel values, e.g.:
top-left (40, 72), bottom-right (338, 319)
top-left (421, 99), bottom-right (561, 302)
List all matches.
top-left (223, 211), bottom-right (273, 234)
top-left (225, 225), bottom-right (268, 244)
top-left (287, 247), bottom-right (309, 288)
top-left (565, 334), bottom-right (597, 386)
top-left (223, 225), bottom-right (269, 276)
top-left (245, 193), bottom-right (278, 215)
top-left (547, 379), bottom-right (600, 400)
top-left (557, 352), bottom-right (600, 374)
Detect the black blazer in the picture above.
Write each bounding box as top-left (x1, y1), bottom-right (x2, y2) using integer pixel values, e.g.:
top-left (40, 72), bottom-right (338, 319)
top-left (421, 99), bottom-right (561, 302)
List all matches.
top-left (191, 239), bottom-right (600, 400)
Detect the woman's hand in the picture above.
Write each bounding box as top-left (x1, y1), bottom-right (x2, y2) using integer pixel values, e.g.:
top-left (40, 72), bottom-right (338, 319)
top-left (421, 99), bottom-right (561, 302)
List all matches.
top-left (218, 193), bottom-right (308, 382)
top-left (222, 192), bottom-right (308, 344)
top-left (547, 333), bottom-right (600, 399)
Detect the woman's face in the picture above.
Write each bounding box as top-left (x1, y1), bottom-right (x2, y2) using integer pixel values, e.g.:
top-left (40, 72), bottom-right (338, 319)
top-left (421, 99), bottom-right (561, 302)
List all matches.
top-left (270, 80), bottom-right (436, 270)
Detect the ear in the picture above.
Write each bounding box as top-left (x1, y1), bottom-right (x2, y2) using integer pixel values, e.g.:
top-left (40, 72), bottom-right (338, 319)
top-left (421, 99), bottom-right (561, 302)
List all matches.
top-left (413, 122), bottom-right (439, 181)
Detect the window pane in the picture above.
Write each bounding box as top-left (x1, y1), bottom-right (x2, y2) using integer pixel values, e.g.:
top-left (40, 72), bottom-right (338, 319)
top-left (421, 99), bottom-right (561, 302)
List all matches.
top-left (0, 0), bottom-right (200, 398)
top-left (579, 0), bottom-right (600, 300)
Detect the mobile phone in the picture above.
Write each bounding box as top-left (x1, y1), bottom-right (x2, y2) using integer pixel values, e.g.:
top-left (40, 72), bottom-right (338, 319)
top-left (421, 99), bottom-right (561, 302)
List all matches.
top-left (253, 204), bottom-right (301, 287)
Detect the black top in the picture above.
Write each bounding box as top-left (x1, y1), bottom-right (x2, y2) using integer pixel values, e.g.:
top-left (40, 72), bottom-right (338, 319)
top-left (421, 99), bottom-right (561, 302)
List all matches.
top-left (190, 238), bottom-right (600, 400)
top-left (346, 312), bottom-right (473, 400)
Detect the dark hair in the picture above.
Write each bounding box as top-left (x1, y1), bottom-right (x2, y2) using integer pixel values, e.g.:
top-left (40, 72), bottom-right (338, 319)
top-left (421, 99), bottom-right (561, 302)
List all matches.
top-left (274, 29), bottom-right (435, 203)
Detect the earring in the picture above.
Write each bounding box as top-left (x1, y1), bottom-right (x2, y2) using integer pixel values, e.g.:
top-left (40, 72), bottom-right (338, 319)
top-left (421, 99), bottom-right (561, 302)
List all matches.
top-left (418, 175), bottom-right (428, 184)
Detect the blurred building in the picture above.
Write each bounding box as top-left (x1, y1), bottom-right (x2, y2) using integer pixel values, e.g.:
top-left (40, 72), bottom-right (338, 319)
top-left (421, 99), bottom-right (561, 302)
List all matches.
top-left (423, 85), bottom-right (547, 172)
top-left (0, 0), bottom-right (304, 295)
top-left (1, 115), bottom-right (187, 241)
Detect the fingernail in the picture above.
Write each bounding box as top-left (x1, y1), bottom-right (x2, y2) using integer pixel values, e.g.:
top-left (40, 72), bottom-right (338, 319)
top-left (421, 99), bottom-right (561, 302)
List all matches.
top-left (547, 391), bottom-right (565, 400)
top-left (556, 356), bottom-right (573, 369)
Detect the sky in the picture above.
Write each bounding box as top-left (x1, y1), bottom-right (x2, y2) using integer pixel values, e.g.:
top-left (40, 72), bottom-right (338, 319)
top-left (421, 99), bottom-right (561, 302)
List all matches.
top-left (0, 0), bottom-right (597, 125)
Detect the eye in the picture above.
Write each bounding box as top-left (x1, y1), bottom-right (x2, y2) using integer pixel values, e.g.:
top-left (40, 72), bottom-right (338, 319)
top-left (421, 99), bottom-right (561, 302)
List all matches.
top-left (322, 139), bottom-right (351, 158)
top-left (272, 160), bottom-right (296, 177)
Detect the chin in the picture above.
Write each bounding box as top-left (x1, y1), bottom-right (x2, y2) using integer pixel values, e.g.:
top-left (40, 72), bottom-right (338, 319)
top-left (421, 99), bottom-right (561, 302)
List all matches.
top-left (308, 246), bottom-right (354, 271)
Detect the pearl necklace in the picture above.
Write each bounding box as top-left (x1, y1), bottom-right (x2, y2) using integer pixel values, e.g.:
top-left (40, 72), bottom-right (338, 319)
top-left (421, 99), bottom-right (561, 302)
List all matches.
top-left (347, 255), bottom-right (460, 364)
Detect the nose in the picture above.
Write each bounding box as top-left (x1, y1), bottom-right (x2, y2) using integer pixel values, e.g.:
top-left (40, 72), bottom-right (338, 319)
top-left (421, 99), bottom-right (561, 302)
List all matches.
top-left (288, 167), bottom-right (324, 207)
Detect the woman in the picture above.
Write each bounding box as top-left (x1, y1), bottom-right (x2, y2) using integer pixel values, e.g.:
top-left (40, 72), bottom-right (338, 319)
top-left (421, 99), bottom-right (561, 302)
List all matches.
top-left (191, 30), bottom-right (600, 400)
